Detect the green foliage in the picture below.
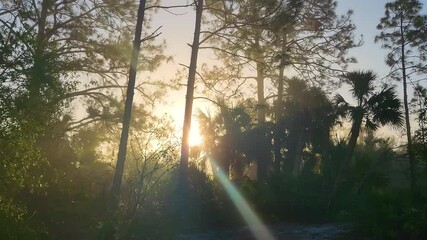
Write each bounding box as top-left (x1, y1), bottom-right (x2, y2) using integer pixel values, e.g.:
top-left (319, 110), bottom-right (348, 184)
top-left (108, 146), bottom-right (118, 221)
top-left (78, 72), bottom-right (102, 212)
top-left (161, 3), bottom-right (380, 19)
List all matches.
top-left (355, 189), bottom-right (427, 240)
top-left (239, 173), bottom-right (330, 223)
top-left (0, 197), bottom-right (49, 240)
top-left (0, 100), bottom-right (51, 238)
top-left (124, 164), bottom-right (242, 239)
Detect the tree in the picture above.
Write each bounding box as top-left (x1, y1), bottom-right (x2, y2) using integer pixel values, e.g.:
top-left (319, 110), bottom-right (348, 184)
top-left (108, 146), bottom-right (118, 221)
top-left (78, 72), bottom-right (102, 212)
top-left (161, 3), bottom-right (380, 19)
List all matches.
top-left (202, 0), bottom-right (360, 179)
top-left (174, 0), bottom-right (203, 233)
top-left (329, 70), bottom-right (403, 206)
top-left (98, 0), bottom-right (149, 239)
top-left (0, 0), bottom-right (166, 131)
top-left (0, 0), bottom-right (167, 179)
top-left (202, 0), bottom-right (280, 180)
top-left (180, 0), bottom-right (204, 178)
top-left (0, 0), bottom-right (169, 238)
top-left (197, 101), bottom-right (253, 179)
top-left (278, 78), bottom-right (336, 176)
top-left (376, 0), bottom-right (427, 192)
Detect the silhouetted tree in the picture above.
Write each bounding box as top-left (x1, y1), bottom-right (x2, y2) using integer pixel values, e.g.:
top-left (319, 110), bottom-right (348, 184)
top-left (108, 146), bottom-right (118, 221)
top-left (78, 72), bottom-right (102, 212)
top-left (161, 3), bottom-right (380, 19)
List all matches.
top-left (276, 79), bottom-right (335, 176)
top-left (329, 70), bottom-right (403, 206)
top-left (376, 0), bottom-right (427, 192)
top-left (197, 101), bottom-right (253, 179)
top-left (180, 0), bottom-right (204, 178)
top-left (203, 0), bottom-right (359, 179)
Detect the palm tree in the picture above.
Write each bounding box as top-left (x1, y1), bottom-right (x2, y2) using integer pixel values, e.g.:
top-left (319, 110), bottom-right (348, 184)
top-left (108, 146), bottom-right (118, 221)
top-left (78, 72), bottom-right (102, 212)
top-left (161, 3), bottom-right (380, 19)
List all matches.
top-left (197, 100), bottom-right (252, 179)
top-left (329, 70), bottom-right (403, 206)
top-left (278, 78), bottom-right (336, 177)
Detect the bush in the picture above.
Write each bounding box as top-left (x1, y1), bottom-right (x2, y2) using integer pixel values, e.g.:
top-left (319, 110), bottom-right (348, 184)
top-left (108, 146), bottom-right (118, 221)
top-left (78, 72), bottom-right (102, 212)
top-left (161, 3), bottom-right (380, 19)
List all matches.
top-left (238, 173), bottom-right (330, 223)
top-left (354, 189), bottom-right (427, 240)
top-left (0, 197), bottom-right (49, 240)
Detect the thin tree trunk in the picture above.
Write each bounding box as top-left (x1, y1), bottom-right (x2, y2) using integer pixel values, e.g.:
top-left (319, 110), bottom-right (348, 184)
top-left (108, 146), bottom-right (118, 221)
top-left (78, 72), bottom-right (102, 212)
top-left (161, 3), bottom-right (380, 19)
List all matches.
top-left (287, 109), bottom-right (307, 177)
top-left (30, 0), bottom-right (50, 101)
top-left (255, 60), bottom-right (269, 181)
top-left (292, 118), bottom-right (306, 177)
top-left (175, 0), bottom-right (203, 231)
top-left (256, 62), bottom-right (266, 125)
top-left (100, 1), bottom-right (147, 239)
top-left (180, 0), bottom-right (203, 178)
top-left (328, 115), bottom-right (362, 208)
top-left (400, 16), bottom-right (416, 193)
top-left (274, 66), bottom-right (285, 172)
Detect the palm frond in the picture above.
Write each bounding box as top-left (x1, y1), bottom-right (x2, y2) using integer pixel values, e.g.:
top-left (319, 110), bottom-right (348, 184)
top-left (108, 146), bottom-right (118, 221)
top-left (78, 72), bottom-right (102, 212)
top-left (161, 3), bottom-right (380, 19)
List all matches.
top-left (344, 70), bottom-right (376, 102)
top-left (368, 86), bottom-right (404, 127)
top-left (333, 94), bottom-right (350, 118)
top-left (365, 117), bottom-right (380, 131)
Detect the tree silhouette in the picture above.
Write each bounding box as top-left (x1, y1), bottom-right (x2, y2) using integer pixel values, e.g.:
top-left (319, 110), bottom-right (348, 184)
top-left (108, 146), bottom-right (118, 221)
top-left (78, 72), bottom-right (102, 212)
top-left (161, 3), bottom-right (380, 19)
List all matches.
top-left (197, 101), bottom-right (252, 179)
top-left (203, 0), bottom-right (359, 179)
top-left (329, 70), bottom-right (403, 206)
top-left (376, 0), bottom-right (427, 192)
top-left (180, 0), bottom-right (204, 179)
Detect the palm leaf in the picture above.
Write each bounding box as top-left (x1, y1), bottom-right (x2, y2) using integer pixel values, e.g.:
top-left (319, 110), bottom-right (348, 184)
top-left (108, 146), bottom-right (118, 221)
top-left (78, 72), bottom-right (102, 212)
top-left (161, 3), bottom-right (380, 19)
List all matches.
top-left (333, 94), bottom-right (350, 118)
top-left (368, 86), bottom-right (404, 127)
top-left (365, 117), bottom-right (380, 131)
top-left (344, 70), bottom-right (376, 102)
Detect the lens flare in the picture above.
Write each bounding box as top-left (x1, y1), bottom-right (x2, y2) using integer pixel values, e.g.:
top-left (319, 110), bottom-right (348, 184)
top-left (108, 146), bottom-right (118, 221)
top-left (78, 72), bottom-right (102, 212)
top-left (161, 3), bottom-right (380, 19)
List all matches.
top-left (209, 156), bottom-right (275, 240)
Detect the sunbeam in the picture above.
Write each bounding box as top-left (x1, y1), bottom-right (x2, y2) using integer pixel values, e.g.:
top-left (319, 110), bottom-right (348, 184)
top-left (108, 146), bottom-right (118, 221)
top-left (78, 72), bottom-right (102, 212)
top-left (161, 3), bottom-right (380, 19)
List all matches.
top-left (208, 156), bottom-right (275, 240)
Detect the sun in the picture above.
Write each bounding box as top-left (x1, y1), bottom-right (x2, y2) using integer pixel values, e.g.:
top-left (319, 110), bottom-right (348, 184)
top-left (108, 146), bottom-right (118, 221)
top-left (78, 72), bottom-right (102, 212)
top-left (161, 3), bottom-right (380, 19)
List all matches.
top-left (189, 120), bottom-right (203, 146)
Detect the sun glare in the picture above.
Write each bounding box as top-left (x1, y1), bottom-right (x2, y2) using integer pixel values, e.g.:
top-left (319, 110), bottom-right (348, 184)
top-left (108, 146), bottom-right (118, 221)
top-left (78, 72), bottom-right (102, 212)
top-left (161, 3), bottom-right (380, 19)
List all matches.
top-left (189, 120), bottom-right (203, 146)
top-left (209, 156), bottom-right (275, 240)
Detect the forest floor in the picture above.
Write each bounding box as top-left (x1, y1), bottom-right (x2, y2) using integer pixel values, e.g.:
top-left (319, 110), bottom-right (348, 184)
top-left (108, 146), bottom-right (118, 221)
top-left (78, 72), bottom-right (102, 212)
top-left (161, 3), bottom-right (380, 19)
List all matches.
top-left (180, 223), bottom-right (355, 240)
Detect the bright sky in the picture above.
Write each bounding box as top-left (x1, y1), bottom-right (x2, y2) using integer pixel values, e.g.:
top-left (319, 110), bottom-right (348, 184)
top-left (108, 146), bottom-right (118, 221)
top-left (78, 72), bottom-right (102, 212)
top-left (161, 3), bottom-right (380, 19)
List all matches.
top-left (145, 0), bottom-right (427, 145)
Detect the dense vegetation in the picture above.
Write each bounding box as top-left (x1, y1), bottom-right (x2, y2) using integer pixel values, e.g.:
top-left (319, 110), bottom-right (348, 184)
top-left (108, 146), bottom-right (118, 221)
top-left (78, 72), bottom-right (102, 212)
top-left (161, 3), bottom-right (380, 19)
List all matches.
top-left (0, 0), bottom-right (426, 239)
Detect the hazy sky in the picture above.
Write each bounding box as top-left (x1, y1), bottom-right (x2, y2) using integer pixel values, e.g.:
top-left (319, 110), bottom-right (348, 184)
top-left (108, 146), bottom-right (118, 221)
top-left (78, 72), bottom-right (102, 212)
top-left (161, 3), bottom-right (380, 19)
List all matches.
top-left (146, 0), bottom-right (427, 141)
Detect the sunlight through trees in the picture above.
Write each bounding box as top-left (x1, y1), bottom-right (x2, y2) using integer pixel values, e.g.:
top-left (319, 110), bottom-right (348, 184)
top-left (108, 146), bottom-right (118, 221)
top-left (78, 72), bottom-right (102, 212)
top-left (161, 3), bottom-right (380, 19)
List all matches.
top-left (1, 0), bottom-right (426, 239)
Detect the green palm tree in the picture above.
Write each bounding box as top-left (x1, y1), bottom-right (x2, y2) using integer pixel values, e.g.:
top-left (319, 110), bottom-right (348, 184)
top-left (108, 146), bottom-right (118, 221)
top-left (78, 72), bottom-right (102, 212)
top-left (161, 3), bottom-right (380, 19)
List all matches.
top-left (329, 70), bottom-right (403, 206)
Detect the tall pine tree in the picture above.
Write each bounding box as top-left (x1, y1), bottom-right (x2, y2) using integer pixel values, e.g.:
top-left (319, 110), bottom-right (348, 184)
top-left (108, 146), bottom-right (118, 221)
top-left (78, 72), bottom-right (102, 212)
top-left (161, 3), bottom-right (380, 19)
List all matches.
top-left (376, 0), bottom-right (427, 192)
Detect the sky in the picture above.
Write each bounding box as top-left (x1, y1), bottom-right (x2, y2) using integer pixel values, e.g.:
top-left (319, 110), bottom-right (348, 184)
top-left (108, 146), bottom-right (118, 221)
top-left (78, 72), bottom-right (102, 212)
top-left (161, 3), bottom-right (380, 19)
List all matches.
top-left (144, 0), bottom-right (427, 144)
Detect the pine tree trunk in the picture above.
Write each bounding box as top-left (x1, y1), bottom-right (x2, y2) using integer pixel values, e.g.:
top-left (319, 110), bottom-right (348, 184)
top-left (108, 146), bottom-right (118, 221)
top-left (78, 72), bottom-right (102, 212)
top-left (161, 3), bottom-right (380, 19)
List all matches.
top-left (30, 0), bottom-right (50, 104)
top-left (274, 66), bottom-right (285, 172)
top-left (255, 60), bottom-right (269, 181)
top-left (176, 0), bottom-right (203, 232)
top-left (287, 109), bottom-right (307, 177)
top-left (100, 1), bottom-right (147, 239)
top-left (400, 16), bottom-right (416, 193)
top-left (179, 0), bottom-right (203, 180)
top-left (291, 121), bottom-right (306, 177)
top-left (256, 62), bottom-right (266, 125)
